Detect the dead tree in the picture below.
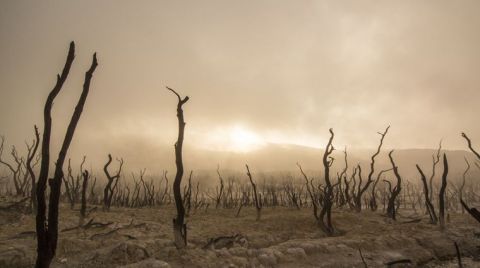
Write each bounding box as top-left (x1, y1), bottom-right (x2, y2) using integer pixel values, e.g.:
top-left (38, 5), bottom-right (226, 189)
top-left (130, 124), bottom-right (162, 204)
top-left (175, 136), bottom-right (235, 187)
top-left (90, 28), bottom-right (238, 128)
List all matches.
top-left (79, 170), bottom-right (89, 225)
top-left (438, 153), bottom-right (448, 229)
top-left (36, 41), bottom-right (98, 268)
top-left (318, 128), bottom-right (335, 235)
top-left (246, 164), bottom-right (262, 221)
top-left (26, 126), bottom-right (40, 214)
top-left (0, 138), bottom-right (24, 196)
top-left (416, 165), bottom-right (438, 224)
top-left (429, 141), bottom-right (442, 203)
top-left (103, 154), bottom-right (123, 211)
top-left (461, 132), bottom-right (480, 160)
top-left (369, 168), bottom-right (392, 211)
top-left (298, 163), bottom-right (319, 219)
top-left (460, 132), bottom-right (480, 223)
top-left (63, 157), bottom-right (84, 209)
top-left (386, 150), bottom-right (402, 220)
top-left (460, 199), bottom-right (480, 223)
top-left (459, 157), bottom-right (470, 214)
top-left (352, 126), bottom-right (389, 212)
top-left (166, 86), bottom-right (189, 249)
top-left (215, 165), bottom-right (225, 209)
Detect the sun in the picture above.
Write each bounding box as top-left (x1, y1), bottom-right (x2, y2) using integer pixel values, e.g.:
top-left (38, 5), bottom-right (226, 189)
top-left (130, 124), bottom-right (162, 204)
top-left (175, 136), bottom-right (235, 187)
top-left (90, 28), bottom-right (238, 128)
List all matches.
top-left (229, 125), bottom-right (264, 152)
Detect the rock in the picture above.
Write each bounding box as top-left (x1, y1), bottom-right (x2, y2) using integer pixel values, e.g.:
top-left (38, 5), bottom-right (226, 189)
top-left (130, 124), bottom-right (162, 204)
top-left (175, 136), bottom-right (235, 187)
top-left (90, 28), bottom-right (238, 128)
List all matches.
top-left (230, 256), bottom-right (249, 267)
top-left (286, 247), bottom-right (307, 259)
top-left (89, 242), bottom-right (150, 266)
top-left (118, 258), bottom-right (170, 268)
top-left (229, 247), bottom-right (248, 257)
top-left (258, 253), bottom-right (277, 266)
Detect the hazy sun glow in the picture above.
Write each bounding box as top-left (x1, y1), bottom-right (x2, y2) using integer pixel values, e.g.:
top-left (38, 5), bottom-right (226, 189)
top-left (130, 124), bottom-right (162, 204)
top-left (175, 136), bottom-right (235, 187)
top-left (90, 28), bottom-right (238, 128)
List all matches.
top-left (229, 125), bottom-right (264, 152)
top-left (199, 124), bottom-right (265, 152)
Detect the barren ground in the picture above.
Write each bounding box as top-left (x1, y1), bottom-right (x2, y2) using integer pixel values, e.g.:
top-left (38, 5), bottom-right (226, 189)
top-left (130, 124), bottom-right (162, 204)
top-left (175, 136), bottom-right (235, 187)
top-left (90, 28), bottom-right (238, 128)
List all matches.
top-left (1, 201), bottom-right (479, 267)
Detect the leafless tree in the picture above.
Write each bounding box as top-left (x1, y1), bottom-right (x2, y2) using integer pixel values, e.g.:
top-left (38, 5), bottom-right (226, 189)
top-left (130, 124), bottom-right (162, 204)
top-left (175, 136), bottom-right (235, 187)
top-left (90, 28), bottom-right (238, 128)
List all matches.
top-left (246, 164), bottom-right (262, 221)
top-left (318, 128), bottom-right (335, 235)
top-left (352, 126), bottom-right (389, 212)
top-left (416, 165), bottom-right (438, 224)
top-left (25, 126), bottom-right (40, 213)
top-left (0, 138), bottom-right (25, 196)
top-left (215, 165), bottom-right (225, 209)
top-left (166, 86), bottom-right (189, 249)
top-left (103, 154), bottom-right (123, 211)
top-left (429, 140), bottom-right (442, 203)
top-left (35, 41), bottom-right (98, 268)
top-left (79, 170), bottom-right (89, 225)
top-left (386, 150), bottom-right (402, 220)
top-left (438, 153), bottom-right (448, 230)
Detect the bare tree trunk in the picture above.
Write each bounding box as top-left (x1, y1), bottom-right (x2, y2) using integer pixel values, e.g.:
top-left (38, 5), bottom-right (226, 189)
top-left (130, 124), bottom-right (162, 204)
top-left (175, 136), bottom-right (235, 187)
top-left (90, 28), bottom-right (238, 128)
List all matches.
top-left (103, 154), bottom-right (123, 211)
top-left (353, 126), bottom-right (389, 212)
top-left (79, 170), bottom-right (89, 225)
top-left (318, 128), bottom-right (335, 235)
top-left (438, 153), bottom-right (448, 230)
top-left (246, 164), bottom-right (262, 221)
top-left (166, 86), bottom-right (189, 249)
top-left (36, 42), bottom-right (97, 268)
top-left (416, 165), bottom-right (438, 224)
top-left (386, 151), bottom-right (402, 220)
top-left (27, 126), bottom-right (40, 214)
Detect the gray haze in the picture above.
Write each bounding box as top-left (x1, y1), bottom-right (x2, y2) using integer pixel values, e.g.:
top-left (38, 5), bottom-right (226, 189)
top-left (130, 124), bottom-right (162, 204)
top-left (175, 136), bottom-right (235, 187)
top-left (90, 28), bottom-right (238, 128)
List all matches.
top-left (1, 0), bottom-right (480, 172)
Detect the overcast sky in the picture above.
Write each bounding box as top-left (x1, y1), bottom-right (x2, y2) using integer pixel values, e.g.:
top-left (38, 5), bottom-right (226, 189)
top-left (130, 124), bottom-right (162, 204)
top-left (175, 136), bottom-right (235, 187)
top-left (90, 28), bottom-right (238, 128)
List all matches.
top-left (1, 0), bottom-right (480, 168)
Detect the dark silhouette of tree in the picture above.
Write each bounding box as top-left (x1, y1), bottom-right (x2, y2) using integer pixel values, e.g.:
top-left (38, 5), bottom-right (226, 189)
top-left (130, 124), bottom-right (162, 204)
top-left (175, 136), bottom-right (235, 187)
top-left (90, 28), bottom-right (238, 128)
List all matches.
top-left (461, 132), bottom-right (480, 160)
top-left (27, 126), bottom-right (40, 214)
top-left (438, 153), bottom-right (448, 229)
top-left (386, 150), bottom-right (402, 220)
top-left (246, 164), bottom-right (262, 221)
top-left (103, 154), bottom-right (124, 211)
top-left (369, 168), bottom-right (392, 211)
top-left (352, 126), bottom-right (389, 212)
top-left (166, 86), bottom-right (189, 249)
top-left (416, 165), bottom-right (438, 224)
top-left (36, 41), bottom-right (98, 268)
top-left (80, 170), bottom-right (89, 225)
top-left (318, 128), bottom-right (335, 235)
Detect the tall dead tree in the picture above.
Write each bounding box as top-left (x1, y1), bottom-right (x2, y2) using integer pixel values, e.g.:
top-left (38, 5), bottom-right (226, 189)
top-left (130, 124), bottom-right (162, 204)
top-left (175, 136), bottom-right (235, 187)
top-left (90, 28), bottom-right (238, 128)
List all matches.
top-left (386, 150), bottom-right (402, 220)
top-left (416, 165), bottom-right (438, 224)
top-left (318, 128), bottom-right (335, 235)
top-left (103, 154), bottom-right (123, 211)
top-left (438, 153), bottom-right (448, 229)
top-left (352, 126), bottom-right (389, 212)
top-left (36, 41), bottom-right (98, 268)
top-left (166, 86), bottom-right (189, 249)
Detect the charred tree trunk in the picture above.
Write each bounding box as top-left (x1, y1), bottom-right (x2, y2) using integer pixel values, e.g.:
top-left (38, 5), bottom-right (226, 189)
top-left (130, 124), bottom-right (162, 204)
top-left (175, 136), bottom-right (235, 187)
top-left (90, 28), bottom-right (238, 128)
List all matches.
top-left (246, 164), bottom-right (262, 221)
top-left (386, 150), bottom-right (402, 220)
top-left (439, 153), bottom-right (448, 230)
top-left (79, 170), bottom-right (89, 225)
top-left (318, 128), bottom-right (335, 235)
top-left (36, 42), bottom-right (97, 268)
top-left (27, 126), bottom-right (40, 214)
top-left (416, 165), bottom-right (438, 224)
top-left (167, 86), bottom-right (189, 249)
top-left (103, 154), bottom-right (123, 211)
top-left (353, 126), bottom-right (389, 212)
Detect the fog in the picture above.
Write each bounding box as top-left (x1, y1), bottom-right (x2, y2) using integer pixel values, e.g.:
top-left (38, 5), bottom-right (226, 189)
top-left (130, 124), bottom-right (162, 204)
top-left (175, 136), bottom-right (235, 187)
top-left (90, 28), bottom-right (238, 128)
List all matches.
top-left (1, 0), bottom-right (480, 172)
